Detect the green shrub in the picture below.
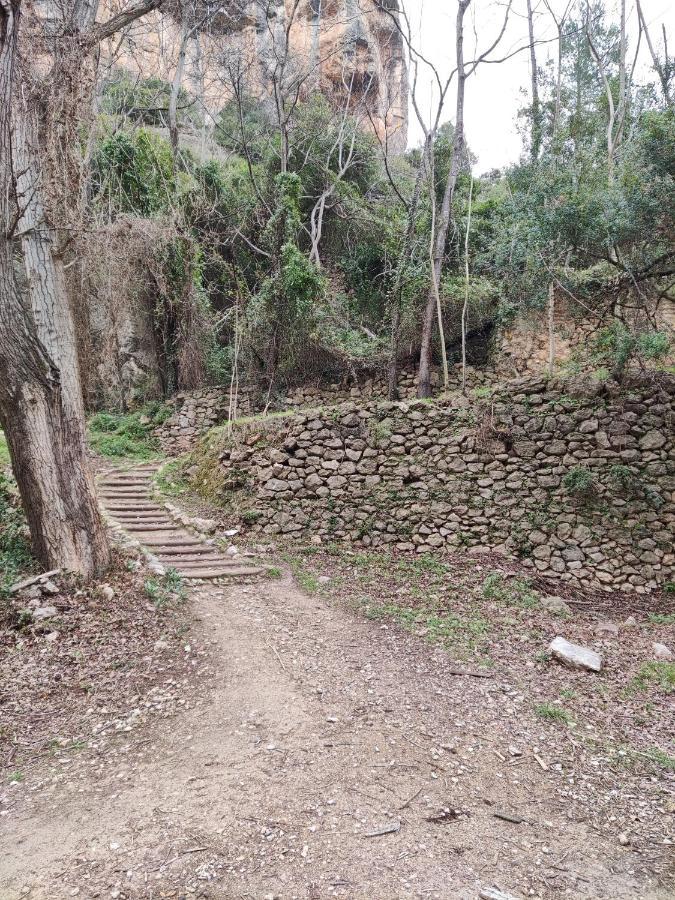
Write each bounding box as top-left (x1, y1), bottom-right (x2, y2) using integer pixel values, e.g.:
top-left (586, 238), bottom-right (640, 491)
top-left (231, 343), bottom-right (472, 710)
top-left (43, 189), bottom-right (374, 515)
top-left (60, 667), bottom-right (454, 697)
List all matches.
top-left (563, 466), bottom-right (596, 496)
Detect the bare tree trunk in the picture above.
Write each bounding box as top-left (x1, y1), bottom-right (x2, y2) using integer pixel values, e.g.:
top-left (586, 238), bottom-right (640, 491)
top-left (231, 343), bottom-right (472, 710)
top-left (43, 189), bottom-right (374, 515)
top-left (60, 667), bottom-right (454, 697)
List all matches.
top-left (461, 173), bottom-right (474, 395)
top-left (0, 0), bottom-right (110, 577)
top-left (547, 281), bottom-right (555, 376)
top-left (428, 149), bottom-right (449, 392)
top-left (636, 0), bottom-right (672, 107)
top-left (418, 0), bottom-right (469, 398)
top-left (169, 2), bottom-right (190, 161)
top-left (526, 0), bottom-right (541, 160)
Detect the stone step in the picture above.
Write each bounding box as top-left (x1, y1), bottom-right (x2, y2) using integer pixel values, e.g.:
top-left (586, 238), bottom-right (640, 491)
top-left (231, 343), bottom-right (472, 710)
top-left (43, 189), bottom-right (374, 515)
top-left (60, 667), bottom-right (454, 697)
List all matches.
top-left (180, 566), bottom-right (264, 579)
top-left (152, 545), bottom-right (218, 556)
top-left (123, 525), bottom-right (180, 533)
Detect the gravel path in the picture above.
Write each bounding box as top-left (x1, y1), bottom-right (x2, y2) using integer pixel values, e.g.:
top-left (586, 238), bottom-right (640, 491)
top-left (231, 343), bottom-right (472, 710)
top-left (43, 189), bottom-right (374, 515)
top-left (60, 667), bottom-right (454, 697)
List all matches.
top-left (3, 562), bottom-right (672, 899)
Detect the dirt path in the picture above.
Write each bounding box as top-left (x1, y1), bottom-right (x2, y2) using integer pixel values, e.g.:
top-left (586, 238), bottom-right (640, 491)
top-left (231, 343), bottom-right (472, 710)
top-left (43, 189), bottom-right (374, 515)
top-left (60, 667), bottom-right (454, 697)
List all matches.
top-left (3, 561), bottom-right (671, 899)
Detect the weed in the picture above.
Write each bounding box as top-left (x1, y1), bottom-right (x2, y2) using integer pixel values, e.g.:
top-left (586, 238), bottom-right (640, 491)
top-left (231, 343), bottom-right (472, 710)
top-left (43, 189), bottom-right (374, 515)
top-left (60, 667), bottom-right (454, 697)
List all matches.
top-left (534, 703), bottom-right (571, 724)
top-left (563, 466), bottom-right (596, 497)
top-left (482, 572), bottom-right (538, 608)
top-left (664, 582), bottom-right (675, 594)
top-left (560, 688), bottom-right (576, 700)
top-left (8, 771), bottom-right (24, 783)
top-left (265, 567), bottom-right (282, 579)
top-left (144, 568), bottom-right (187, 609)
top-left (154, 458), bottom-right (190, 497)
top-left (535, 651), bottom-right (552, 664)
top-left (629, 662), bottom-right (675, 694)
top-left (241, 509), bottom-right (263, 525)
top-left (88, 402), bottom-right (170, 460)
top-left (648, 612), bottom-right (675, 625)
top-left (643, 747), bottom-right (675, 771)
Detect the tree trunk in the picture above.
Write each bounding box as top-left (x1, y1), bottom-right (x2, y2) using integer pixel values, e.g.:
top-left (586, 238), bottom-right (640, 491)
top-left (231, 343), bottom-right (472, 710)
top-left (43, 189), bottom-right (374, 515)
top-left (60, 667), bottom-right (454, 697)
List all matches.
top-left (169, 3), bottom-right (190, 161)
top-left (0, 0), bottom-right (110, 577)
top-left (418, 0), bottom-right (468, 399)
top-left (526, 0), bottom-right (541, 160)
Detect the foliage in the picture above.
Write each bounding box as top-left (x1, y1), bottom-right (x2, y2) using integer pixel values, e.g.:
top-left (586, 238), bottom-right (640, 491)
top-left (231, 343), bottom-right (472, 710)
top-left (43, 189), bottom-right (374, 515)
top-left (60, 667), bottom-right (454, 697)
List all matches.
top-left (101, 71), bottom-right (198, 128)
top-left (144, 568), bottom-right (186, 609)
top-left (593, 323), bottom-right (670, 379)
top-left (563, 466), bottom-right (596, 496)
top-left (629, 662), bottom-right (675, 695)
top-left (534, 703), bottom-right (571, 724)
top-left (91, 129), bottom-right (176, 217)
top-left (88, 403), bottom-right (170, 460)
top-left (0, 473), bottom-right (35, 596)
top-left (482, 573), bottom-right (538, 608)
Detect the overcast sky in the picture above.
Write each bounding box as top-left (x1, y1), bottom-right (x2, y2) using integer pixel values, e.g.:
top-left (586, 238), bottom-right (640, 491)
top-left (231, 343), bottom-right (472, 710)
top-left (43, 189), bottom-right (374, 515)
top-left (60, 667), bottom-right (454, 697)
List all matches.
top-left (403, 0), bottom-right (674, 172)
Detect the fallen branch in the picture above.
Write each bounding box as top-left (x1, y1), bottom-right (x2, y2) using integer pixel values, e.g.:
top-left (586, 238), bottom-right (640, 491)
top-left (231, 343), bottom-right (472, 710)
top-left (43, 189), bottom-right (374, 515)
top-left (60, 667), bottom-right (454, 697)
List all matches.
top-left (9, 570), bottom-right (60, 594)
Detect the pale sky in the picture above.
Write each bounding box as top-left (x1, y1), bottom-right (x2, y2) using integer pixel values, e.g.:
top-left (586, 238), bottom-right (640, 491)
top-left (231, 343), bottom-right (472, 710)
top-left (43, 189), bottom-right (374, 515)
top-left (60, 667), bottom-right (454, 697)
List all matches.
top-left (404, 0), bottom-right (674, 172)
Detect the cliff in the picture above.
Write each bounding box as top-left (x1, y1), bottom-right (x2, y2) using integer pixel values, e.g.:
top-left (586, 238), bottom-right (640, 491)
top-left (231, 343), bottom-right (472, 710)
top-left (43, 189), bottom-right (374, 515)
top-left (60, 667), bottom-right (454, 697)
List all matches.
top-left (100, 0), bottom-right (408, 154)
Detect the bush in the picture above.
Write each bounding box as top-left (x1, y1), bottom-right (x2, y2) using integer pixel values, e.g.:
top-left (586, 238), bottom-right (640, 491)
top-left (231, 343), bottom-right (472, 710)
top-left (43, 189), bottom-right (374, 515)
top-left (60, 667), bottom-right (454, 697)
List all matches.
top-left (563, 466), bottom-right (596, 496)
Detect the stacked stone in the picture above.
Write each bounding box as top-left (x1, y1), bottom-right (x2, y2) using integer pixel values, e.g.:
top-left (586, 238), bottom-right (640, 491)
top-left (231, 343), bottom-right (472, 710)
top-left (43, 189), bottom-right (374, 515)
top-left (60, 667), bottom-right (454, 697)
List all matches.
top-left (155, 386), bottom-right (254, 453)
top-left (208, 374), bottom-right (674, 593)
top-left (280, 365), bottom-right (497, 407)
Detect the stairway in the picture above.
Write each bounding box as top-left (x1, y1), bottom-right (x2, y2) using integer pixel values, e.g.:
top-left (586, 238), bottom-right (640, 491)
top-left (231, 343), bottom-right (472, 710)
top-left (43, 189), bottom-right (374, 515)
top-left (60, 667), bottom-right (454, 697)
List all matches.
top-left (98, 464), bottom-right (264, 580)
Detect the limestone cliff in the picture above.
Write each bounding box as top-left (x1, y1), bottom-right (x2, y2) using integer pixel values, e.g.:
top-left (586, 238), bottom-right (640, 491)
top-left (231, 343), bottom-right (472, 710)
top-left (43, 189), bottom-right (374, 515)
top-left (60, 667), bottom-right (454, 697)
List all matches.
top-left (100, 0), bottom-right (408, 153)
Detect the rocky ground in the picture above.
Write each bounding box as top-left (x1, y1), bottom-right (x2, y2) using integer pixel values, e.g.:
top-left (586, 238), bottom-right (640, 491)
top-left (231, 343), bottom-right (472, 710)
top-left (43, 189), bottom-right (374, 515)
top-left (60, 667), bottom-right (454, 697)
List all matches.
top-left (1, 527), bottom-right (673, 899)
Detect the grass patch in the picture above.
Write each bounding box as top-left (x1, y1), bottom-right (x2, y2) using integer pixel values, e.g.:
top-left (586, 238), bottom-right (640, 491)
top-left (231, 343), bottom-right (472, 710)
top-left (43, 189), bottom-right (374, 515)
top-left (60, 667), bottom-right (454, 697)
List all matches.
top-left (362, 598), bottom-right (489, 649)
top-left (144, 568), bottom-right (187, 609)
top-left (534, 702), bottom-right (572, 724)
top-left (643, 747), bottom-right (675, 772)
top-left (281, 554), bottom-right (320, 593)
top-left (628, 662), bottom-right (675, 695)
top-left (482, 572), bottom-right (538, 608)
top-left (154, 458), bottom-right (190, 497)
top-left (648, 612), bottom-right (675, 625)
top-left (88, 402), bottom-right (171, 461)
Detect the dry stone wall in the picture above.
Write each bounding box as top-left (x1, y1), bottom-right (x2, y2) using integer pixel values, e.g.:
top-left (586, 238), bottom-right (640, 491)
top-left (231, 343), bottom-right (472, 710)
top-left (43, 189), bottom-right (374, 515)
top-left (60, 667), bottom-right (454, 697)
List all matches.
top-left (156, 386), bottom-right (255, 453)
top-left (195, 374), bottom-right (675, 593)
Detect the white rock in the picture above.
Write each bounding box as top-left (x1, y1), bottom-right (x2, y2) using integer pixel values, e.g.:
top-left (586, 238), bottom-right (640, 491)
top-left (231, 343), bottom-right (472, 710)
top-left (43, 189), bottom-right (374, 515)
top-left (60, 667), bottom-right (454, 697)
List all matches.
top-left (100, 584), bottom-right (115, 601)
top-left (595, 622), bottom-right (619, 637)
top-left (652, 642), bottom-right (673, 661)
top-left (549, 637), bottom-right (602, 672)
top-left (225, 545), bottom-right (239, 557)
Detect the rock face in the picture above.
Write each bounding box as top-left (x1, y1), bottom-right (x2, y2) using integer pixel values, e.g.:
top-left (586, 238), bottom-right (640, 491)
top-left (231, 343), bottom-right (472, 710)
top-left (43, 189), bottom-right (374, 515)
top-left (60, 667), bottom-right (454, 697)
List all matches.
top-left (104, 0), bottom-right (408, 154)
top-left (193, 373), bottom-right (675, 593)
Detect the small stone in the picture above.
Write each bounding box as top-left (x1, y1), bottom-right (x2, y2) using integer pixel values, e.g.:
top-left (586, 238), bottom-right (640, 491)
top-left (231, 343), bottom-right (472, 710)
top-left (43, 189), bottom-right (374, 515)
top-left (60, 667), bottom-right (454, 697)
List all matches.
top-left (40, 580), bottom-right (59, 595)
top-left (638, 430), bottom-right (666, 450)
top-left (32, 605), bottom-right (58, 621)
top-left (595, 622), bottom-right (619, 638)
top-left (619, 832), bottom-right (630, 846)
top-left (623, 616), bottom-right (638, 627)
top-left (100, 584), bottom-right (115, 601)
top-left (154, 639), bottom-right (169, 652)
top-left (549, 637), bottom-right (602, 672)
top-left (652, 642), bottom-right (673, 661)
top-left (310, 535), bottom-right (322, 545)
top-left (45, 631), bottom-right (59, 643)
top-left (225, 545), bottom-right (239, 557)
top-left (540, 596), bottom-right (571, 615)
top-left (317, 575), bottom-right (331, 584)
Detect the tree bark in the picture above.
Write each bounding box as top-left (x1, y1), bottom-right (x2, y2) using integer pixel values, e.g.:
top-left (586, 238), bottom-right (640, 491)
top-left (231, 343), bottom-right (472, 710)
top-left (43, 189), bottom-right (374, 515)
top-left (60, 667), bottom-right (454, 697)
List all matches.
top-left (0, 0), bottom-right (110, 577)
top-left (169, 2), bottom-right (190, 161)
top-left (526, 0), bottom-right (541, 160)
top-left (418, 0), bottom-right (469, 398)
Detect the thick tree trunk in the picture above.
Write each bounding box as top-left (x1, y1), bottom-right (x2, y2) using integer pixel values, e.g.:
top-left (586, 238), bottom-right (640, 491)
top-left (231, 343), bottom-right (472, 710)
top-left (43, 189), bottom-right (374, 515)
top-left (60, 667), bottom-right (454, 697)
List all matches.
top-left (0, 0), bottom-right (110, 578)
